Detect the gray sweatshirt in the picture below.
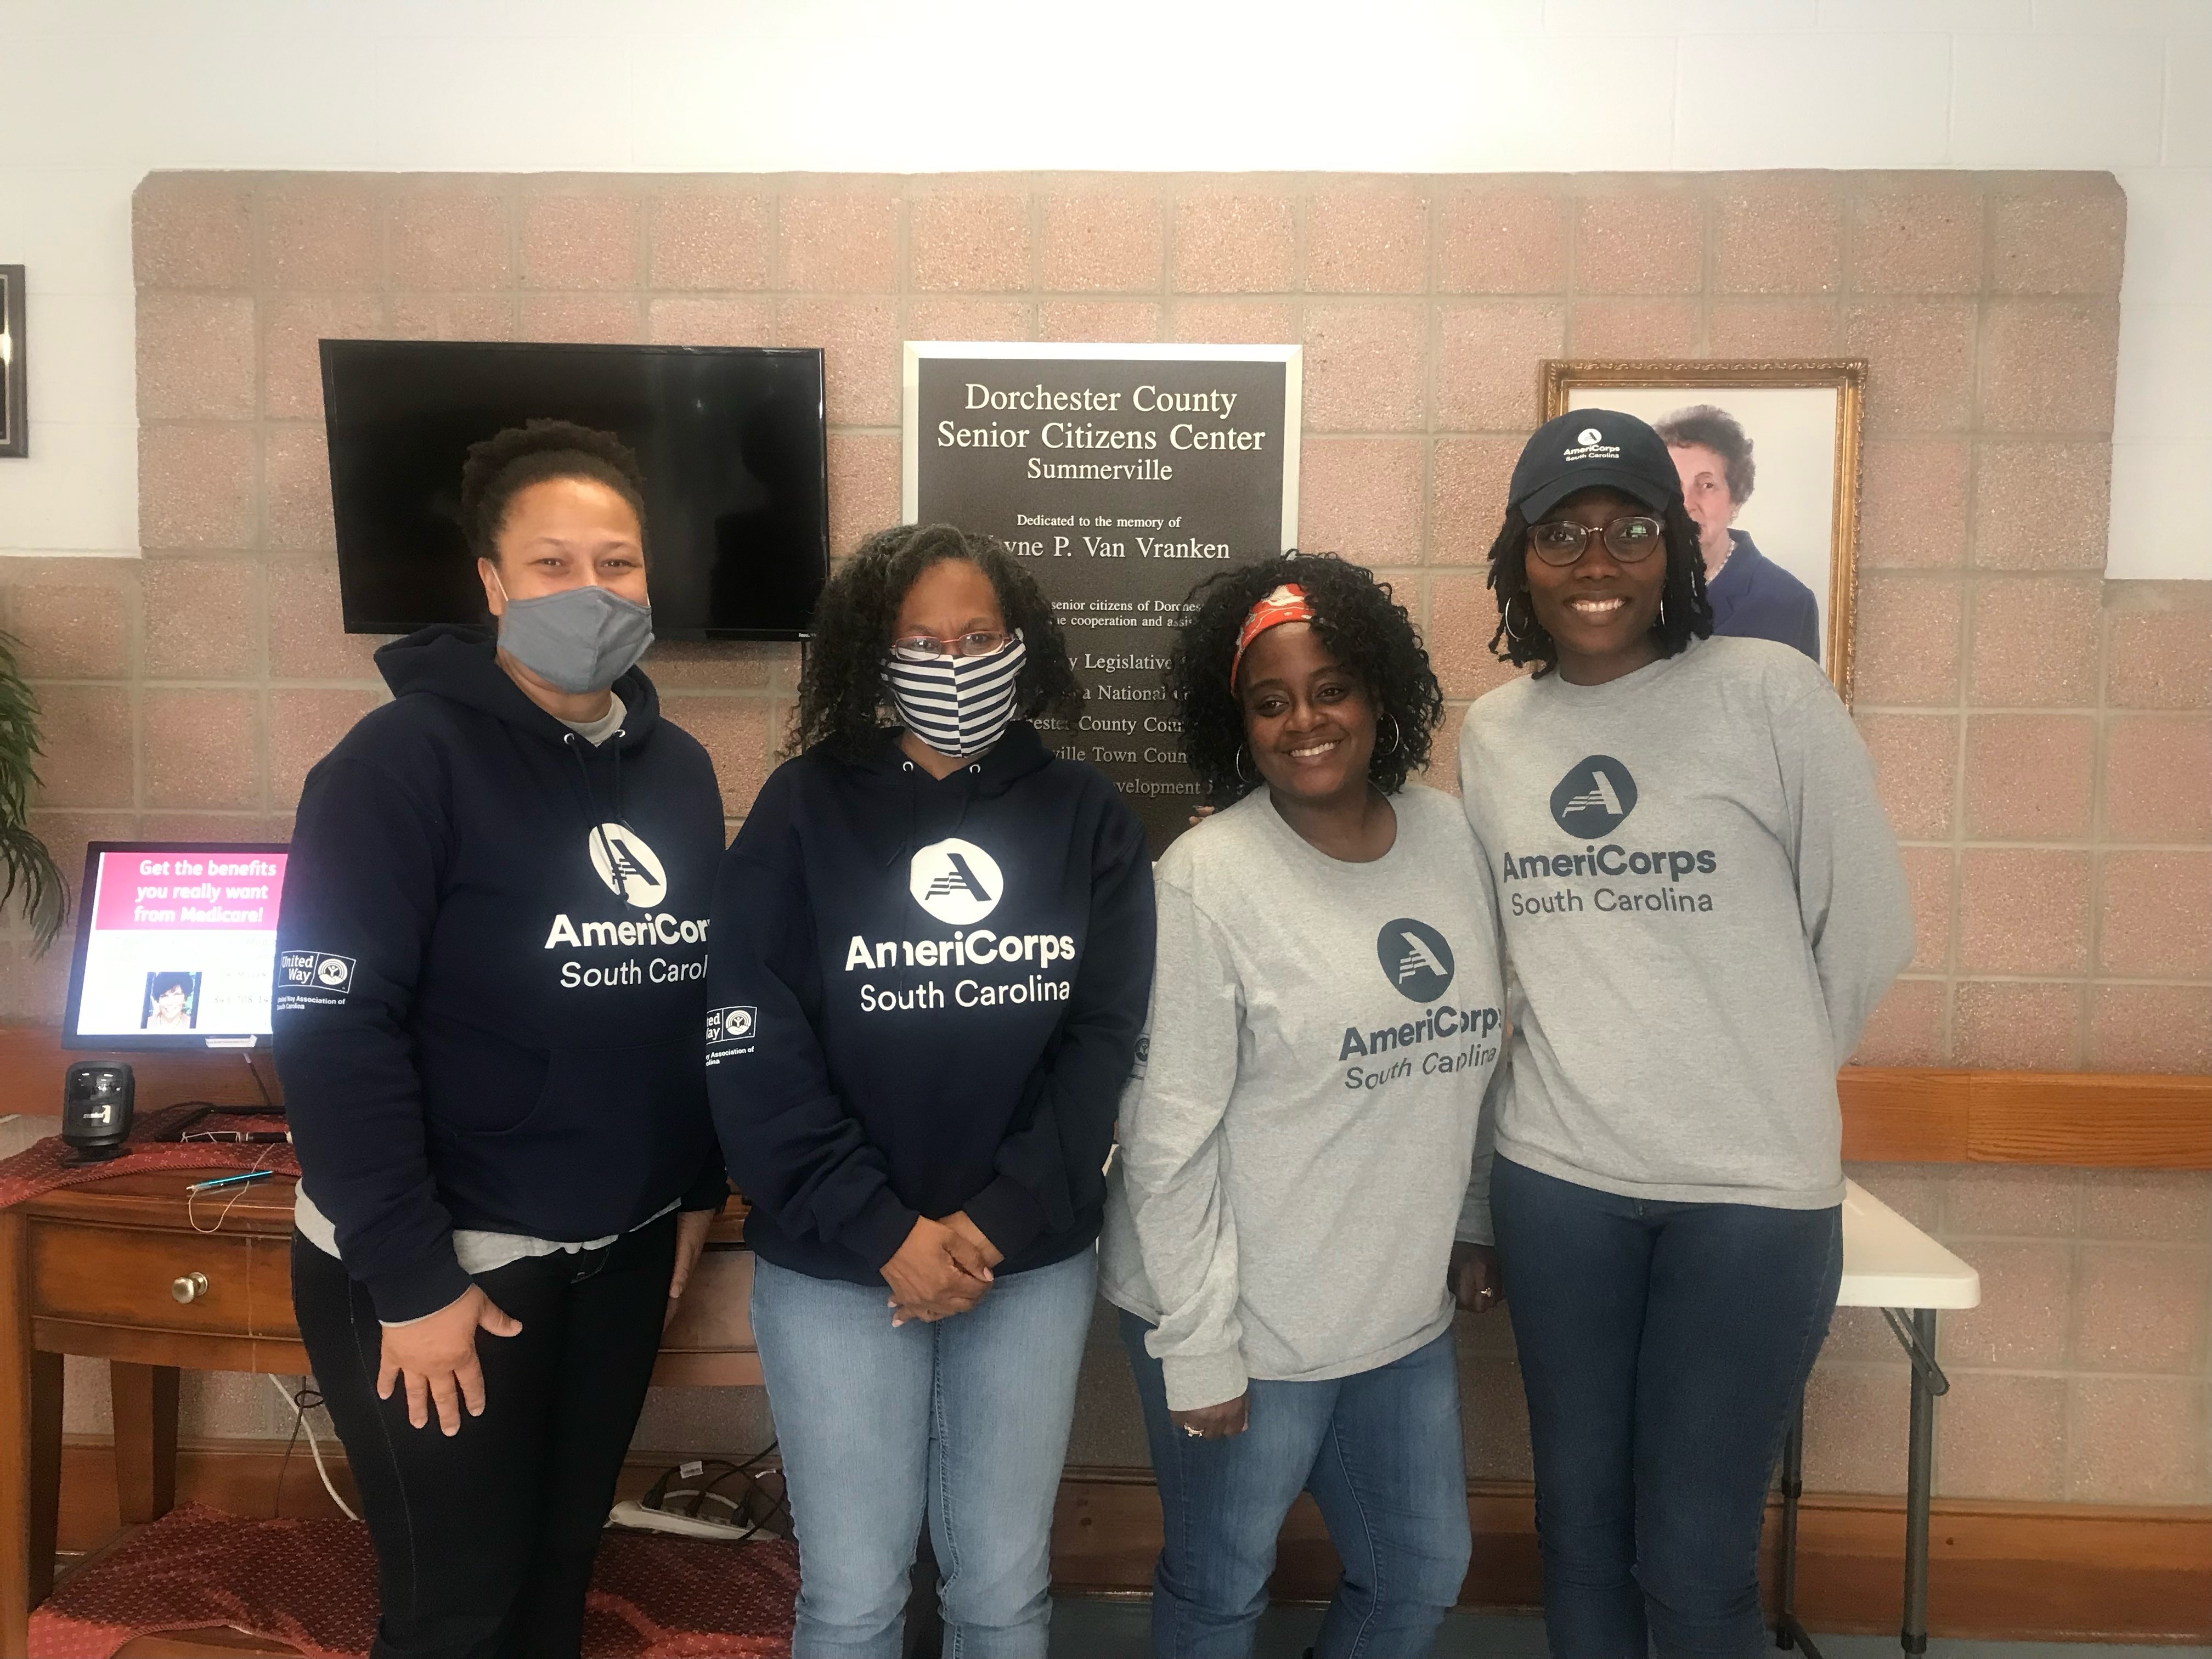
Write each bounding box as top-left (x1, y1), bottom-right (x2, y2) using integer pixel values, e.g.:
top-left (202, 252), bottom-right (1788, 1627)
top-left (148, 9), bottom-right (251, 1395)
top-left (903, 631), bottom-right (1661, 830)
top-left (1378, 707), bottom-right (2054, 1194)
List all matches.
top-left (1099, 784), bottom-right (1504, 1412)
top-left (1458, 635), bottom-right (1911, 1210)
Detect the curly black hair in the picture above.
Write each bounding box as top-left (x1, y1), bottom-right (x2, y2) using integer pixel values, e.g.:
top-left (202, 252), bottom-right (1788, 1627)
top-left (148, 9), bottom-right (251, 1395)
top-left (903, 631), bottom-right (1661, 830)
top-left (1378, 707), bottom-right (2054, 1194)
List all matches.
top-left (1171, 551), bottom-right (1443, 808)
top-left (1485, 496), bottom-right (1713, 678)
top-left (787, 523), bottom-right (1085, 761)
top-left (459, 419), bottom-right (648, 563)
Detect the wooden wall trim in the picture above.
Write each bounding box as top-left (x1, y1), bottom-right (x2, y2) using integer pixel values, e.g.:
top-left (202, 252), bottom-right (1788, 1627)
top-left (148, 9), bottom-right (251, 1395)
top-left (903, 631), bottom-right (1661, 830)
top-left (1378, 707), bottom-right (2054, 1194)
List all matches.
top-left (6, 1028), bottom-right (2205, 1171)
top-left (1839, 1067), bottom-right (2211, 1168)
top-left (49, 1440), bottom-right (2212, 1644)
top-left (1052, 1467), bottom-right (2211, 1644)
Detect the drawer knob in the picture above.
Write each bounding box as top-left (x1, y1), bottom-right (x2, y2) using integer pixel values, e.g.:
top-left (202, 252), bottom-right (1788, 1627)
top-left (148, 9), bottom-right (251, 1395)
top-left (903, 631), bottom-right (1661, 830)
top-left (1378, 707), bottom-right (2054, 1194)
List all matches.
top-left (171, 1272), bottom-right (210, 1305)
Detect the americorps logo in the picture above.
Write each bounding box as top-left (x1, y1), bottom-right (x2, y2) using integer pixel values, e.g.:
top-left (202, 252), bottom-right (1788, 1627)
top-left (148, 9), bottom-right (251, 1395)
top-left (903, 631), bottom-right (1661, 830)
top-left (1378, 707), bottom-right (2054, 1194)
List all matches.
top-left (910, 837), bottom-right (1005, 925)
top-left (1577, 426), bottom-right (1602, 445)
top-left (589, 823), bottom-right (668, 910)
top-left (1378, 918), bottom-right (1456, 1002)
top-left (1550, 755), bottom-right (1638, 837)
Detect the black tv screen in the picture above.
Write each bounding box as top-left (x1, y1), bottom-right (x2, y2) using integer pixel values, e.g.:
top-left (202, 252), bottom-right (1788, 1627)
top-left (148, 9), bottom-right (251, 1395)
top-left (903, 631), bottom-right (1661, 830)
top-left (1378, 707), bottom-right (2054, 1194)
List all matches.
top-left (322, 340), bottom-right (829, 640)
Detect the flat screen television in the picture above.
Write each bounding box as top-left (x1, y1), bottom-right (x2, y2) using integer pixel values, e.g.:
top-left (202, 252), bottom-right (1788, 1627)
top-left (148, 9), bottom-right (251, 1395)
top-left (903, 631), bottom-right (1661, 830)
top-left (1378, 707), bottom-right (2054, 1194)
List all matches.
top-left (62, 843), bottom-right (291, 1051)
top-left (322, 340), bottom-right (829, 640)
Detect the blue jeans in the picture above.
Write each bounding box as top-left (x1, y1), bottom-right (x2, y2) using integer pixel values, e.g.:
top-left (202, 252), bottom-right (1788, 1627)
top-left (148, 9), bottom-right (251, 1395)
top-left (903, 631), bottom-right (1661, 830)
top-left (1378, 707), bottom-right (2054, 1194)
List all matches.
top-left (1491, 1156), bottom-right (1842, 1659)
top-left (750, 1249), bottom-right (1095, 1659)
top-left (1121, 1315), bottom-right (1472, 1659)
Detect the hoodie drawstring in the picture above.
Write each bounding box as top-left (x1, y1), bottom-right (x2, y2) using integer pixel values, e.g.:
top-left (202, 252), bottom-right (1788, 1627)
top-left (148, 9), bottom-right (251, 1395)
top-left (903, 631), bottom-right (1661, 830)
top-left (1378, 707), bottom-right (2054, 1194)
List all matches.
top-left (566, 732), bottom-right (622, 879)
top-left (608, 729), bottom-right (631, 830)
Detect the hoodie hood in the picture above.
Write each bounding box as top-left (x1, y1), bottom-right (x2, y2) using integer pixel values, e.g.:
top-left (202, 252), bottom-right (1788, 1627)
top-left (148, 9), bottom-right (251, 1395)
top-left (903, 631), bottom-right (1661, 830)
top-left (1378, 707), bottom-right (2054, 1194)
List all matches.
top-left (842, 719), bottom-right (1056, 794)
top-left (375, 623), bottom-right (663, 752)
top-left (833, 721), bottom-right (1059, 869)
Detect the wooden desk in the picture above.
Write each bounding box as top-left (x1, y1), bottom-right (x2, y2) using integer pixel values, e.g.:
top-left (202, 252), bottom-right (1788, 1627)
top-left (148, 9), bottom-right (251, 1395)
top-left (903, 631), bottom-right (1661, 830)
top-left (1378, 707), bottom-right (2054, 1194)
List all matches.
top-left (0, 1168), bottom-right (758, 1655)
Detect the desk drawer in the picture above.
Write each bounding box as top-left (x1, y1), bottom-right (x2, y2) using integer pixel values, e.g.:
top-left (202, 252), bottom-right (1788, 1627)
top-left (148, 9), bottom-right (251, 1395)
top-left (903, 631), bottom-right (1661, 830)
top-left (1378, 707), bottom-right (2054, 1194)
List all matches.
top-left (27, 1222), bottom-right (281, 1339)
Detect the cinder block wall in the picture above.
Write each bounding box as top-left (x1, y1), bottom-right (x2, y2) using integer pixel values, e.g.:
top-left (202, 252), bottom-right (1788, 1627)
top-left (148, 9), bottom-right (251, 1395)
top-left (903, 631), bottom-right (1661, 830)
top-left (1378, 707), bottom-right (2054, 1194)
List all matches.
top-left (1, 168), bottom-right (2204, 1503)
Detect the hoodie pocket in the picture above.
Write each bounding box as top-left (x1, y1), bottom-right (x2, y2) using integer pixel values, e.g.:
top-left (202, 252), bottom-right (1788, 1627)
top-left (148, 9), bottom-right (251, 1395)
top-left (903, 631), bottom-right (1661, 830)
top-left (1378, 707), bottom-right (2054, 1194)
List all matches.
top-left (449, 1036), bottom-right (709, 1235)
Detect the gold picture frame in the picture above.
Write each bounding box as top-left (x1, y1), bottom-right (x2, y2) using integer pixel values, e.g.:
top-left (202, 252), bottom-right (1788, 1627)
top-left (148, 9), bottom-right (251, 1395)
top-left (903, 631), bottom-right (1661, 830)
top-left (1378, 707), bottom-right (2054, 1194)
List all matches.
top-left (1543, 359), bottom-right (1866, 701)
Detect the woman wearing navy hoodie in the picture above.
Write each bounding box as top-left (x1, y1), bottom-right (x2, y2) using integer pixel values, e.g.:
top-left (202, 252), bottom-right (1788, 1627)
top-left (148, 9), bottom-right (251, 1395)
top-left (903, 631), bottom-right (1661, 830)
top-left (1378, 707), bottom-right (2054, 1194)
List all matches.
top-left (707, 523), bottom-right (1155, 1658)
top-left (275, 422), bottom-right (727, 1659)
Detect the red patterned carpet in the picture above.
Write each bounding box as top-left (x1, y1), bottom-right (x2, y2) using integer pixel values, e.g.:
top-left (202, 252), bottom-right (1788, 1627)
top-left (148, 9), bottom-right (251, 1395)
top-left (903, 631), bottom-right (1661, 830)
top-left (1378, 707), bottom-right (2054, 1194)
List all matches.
top-left (30, 1503), bottom-right (799, 1658)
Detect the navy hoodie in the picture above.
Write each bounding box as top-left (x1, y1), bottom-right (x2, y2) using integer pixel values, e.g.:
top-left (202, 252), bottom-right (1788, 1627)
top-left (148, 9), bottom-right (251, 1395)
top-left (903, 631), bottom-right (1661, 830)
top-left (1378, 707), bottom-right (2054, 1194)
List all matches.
top-left (705, 722), bottom-right (1154, 1285)
top-left (273, 625), bottom-right (727, 1322)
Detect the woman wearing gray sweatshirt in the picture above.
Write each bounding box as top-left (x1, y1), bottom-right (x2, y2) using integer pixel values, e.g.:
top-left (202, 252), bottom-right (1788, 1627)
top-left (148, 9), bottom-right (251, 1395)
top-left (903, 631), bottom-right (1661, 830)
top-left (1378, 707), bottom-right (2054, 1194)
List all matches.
top-left (1460, 410), bottom-right (1912, 1656)
top-left (1102, 553), bottom-right (1506, 1659)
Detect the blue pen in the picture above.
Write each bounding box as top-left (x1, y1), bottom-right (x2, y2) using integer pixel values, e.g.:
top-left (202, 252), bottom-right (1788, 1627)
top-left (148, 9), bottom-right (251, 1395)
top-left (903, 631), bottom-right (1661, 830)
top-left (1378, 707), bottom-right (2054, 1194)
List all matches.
top-left (185, 1169), bottom-right (275, 1194)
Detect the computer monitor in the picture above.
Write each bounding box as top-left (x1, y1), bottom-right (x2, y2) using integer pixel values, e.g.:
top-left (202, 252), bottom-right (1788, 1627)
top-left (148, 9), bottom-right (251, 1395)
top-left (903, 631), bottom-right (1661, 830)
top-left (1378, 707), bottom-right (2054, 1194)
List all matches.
top-left (61, 843), bottom-right (291, 1051)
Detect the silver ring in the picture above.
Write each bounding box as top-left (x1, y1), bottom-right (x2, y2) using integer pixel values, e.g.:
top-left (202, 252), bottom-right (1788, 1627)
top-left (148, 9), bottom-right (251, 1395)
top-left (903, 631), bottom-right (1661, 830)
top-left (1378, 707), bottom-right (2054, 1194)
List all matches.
top-left (1183, 1425), bottom-right (1204, 1438)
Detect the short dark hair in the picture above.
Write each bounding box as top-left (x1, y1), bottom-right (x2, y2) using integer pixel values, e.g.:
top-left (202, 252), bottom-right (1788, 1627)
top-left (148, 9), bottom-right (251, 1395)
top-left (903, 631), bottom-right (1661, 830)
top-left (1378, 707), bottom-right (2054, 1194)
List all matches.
top-left (1654, 403), bottom-right (1755, 504)
top-left (1483, 496), bottom-right (1713, 678)
top-left (459, 419), bottom-right (648, 563)
top-left (788, 523), bottom-right (1084, 761)
top-left (1170, 552), bottom-right (1442, 808)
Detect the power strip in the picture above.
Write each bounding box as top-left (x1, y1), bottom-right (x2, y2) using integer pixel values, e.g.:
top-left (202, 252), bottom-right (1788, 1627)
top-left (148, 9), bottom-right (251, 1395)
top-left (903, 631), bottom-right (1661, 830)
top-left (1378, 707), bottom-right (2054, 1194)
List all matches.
top-left (607, 1499), bottom-right (768, 1543)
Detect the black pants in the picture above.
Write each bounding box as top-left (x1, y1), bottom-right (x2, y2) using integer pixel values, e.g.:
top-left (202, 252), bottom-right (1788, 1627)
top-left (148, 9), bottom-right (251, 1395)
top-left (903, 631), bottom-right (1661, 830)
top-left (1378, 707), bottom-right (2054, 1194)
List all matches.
top-left (292, 1215), bottom-right (677, 1659)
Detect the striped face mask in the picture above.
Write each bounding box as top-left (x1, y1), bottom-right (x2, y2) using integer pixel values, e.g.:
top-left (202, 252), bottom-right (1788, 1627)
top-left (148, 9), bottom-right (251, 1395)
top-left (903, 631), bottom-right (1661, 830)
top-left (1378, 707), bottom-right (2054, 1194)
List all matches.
top-left (884, 631), bottom-right (1027, 758)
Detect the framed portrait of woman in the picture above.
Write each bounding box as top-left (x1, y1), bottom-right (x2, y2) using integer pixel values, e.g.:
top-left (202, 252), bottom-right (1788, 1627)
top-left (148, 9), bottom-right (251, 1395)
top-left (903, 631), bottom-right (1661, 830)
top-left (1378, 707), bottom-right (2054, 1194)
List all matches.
top-left (1543, 359), bottom-right (1866, 700)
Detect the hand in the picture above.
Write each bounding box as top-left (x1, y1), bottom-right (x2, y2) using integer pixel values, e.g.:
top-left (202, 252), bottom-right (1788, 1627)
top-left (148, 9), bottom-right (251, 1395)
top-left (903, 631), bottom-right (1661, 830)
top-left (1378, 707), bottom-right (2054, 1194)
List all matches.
top-left (1450, 1242), bottom-right (1503, 1313)
top-left (1169, 1392), bottom-right (1249, 1440)
top-left (377, 1284), bottom-right (523, 1435)
top-left (665, 1209), bottom-right (716, 1327)
top-left (882, 1216), bottom-right (991, 1326)
top-left (1186, 805), bottom-right (1219, 828)
top-left (940, 1210), bottom-right (1003, 1278)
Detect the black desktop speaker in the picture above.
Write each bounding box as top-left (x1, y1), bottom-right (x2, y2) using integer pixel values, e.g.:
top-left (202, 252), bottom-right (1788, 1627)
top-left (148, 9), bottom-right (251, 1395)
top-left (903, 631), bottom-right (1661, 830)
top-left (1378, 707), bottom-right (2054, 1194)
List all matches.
top-left (61, 1061), bottom-right (134, 1161)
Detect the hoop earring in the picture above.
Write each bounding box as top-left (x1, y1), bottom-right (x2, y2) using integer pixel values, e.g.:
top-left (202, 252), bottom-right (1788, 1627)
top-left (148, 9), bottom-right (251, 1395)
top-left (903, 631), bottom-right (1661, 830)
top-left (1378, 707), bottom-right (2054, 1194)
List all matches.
top-left (1502, 597), bottom-right (1528, 645)
top-left (1376, 712), bottom-right (1402, 755)
top-left (1657, 593), bottom-right (1669, 631)
top-left (1234, 746), bottom-right (1258, 786)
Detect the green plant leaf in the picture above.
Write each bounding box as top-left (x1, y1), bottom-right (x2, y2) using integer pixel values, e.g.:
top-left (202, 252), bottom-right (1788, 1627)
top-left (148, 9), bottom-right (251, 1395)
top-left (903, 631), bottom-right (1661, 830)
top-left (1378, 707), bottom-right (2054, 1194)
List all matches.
top-left (0, 629), bottom-right (69, 953)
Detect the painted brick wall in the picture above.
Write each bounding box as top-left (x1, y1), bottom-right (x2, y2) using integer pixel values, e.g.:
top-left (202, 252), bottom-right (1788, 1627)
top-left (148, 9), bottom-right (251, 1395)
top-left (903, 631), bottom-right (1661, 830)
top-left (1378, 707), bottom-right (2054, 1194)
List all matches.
top-left (3, 167), bottom-right (2204, 1503)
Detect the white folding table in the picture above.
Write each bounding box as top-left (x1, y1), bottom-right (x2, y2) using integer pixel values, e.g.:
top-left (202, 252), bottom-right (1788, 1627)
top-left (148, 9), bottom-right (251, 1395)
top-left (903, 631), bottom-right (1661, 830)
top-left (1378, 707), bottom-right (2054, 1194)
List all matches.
top-left (1776, 1179), bottom-right (1981, 1656)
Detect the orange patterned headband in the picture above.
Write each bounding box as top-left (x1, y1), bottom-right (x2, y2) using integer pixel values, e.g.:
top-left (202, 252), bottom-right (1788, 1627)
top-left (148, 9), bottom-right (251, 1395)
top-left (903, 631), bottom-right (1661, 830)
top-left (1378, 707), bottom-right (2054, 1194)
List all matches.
top-left (1230, 583), bottom-right (1316, 688)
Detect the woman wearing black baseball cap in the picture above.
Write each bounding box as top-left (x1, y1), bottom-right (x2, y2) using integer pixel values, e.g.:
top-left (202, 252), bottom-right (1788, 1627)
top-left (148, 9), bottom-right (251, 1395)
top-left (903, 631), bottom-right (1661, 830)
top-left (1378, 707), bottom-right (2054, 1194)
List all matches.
top-left (1455, 409), bottom-right (1912, 1654)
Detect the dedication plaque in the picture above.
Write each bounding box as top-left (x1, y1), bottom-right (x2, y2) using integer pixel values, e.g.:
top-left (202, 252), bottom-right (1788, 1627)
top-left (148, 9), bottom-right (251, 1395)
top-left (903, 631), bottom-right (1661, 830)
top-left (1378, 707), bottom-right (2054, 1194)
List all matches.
top-left (903, 342), bottom-right (1301, 849)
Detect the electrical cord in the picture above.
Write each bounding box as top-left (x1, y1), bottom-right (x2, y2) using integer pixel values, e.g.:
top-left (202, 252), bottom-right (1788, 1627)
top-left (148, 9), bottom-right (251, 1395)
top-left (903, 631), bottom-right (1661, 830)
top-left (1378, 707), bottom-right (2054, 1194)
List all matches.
top-left (266, 1374), bottom-right (356, 1521)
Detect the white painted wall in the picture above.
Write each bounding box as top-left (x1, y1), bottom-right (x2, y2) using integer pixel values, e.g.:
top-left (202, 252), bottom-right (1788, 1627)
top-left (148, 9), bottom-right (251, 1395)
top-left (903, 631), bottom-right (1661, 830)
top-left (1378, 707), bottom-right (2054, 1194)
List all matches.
top-left (1, 0), bottom-right (2204, 576)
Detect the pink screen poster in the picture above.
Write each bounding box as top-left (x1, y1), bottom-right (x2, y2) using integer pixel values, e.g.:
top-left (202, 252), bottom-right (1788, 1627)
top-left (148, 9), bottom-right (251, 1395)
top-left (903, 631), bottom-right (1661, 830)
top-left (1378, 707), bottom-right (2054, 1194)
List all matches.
top-left (74, 849), bottom-right (289, 1040)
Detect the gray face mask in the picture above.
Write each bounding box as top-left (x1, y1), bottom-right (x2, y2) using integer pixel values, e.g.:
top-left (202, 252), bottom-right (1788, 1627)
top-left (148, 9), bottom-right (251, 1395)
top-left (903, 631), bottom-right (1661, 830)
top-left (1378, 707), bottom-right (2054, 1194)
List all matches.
top-left (492, 576), bottom-right (655, 695)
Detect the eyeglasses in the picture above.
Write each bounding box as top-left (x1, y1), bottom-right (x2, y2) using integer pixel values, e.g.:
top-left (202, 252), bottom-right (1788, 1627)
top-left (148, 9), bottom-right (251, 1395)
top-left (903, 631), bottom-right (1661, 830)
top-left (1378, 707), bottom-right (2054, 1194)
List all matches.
top-left (1527, 515), bottom-right (1664, 567)
top-left (889, 630), bottom-right (1013, 663)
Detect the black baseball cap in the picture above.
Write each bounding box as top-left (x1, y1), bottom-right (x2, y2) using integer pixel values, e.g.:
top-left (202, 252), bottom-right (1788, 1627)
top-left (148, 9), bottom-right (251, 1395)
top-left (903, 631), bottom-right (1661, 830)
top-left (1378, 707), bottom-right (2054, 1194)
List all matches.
top-left (1510, 409), bottom-right (1682, 522)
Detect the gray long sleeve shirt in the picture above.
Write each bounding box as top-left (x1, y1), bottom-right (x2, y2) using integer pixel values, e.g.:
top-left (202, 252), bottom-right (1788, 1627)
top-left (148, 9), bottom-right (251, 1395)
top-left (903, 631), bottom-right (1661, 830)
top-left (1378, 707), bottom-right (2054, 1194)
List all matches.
top-left (1458, 635), bottom-right (1912, 1210)
top-left (1099, 785), bottom-right (1504, 1412)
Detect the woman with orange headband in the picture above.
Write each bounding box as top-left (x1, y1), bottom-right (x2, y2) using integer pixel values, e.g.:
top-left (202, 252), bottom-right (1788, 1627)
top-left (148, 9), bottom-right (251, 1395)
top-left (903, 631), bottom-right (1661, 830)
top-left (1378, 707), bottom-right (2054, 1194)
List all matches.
top-left (1100, 552), bottom-right (1505, 1659)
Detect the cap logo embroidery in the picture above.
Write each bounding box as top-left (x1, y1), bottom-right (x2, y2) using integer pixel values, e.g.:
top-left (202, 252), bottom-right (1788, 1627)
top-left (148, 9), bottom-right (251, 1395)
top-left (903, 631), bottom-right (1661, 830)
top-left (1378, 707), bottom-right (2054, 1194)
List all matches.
top-left (1578, 427), bottom-right (1602, 445)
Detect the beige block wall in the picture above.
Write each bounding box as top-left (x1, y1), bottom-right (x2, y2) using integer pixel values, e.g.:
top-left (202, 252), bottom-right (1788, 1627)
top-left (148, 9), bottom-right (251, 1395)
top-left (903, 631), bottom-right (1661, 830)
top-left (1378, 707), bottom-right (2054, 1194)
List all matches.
top-left (2, 167), bottom-right (2204, 1504)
